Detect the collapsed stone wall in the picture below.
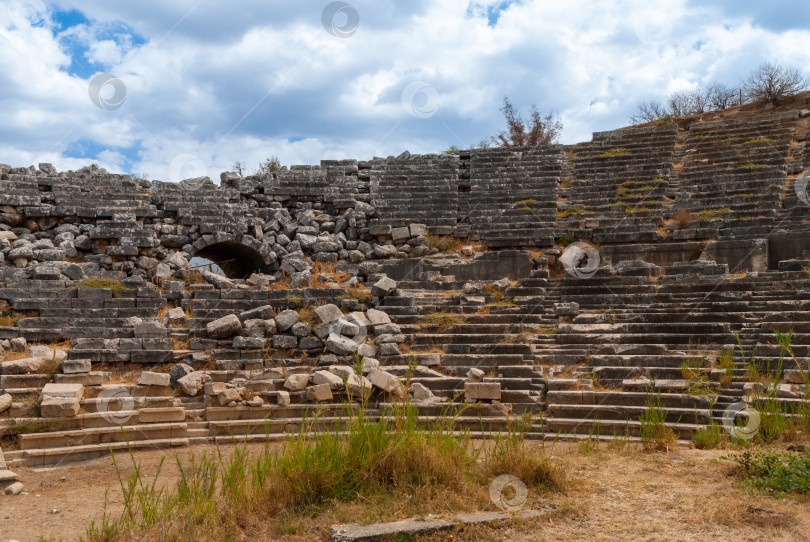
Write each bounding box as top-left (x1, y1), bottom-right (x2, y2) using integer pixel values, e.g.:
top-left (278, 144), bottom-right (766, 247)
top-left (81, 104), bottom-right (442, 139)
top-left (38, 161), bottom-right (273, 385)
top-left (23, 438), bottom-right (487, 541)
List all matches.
top-left (1, 111), bottom-right (808, 286)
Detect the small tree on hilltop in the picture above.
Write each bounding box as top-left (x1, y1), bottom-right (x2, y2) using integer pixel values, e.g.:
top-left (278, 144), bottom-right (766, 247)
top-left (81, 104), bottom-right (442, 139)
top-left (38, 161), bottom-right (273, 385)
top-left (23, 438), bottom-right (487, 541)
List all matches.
top-left (257, 156), bottom-right (282, 176)
top-left (705, 82), bottom-right (739, 110)
top-left (630, 100), bottom-right (669, 124)
top-left (493, 97), bottom-right (563, 147)
top-left (743, 61), bottom-right (808, 103)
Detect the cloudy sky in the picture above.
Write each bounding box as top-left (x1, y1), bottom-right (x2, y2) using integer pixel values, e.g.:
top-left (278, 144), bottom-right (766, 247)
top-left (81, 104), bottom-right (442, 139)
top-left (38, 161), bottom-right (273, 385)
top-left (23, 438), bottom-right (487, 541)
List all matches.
top-left (1, 0), bottom-right (809, 182)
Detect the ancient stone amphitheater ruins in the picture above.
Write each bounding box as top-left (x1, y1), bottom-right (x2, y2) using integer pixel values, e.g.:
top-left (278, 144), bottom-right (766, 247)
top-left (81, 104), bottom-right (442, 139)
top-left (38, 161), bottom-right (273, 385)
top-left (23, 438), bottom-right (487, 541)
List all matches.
top-left (1, 102), bottom-right (809, 492)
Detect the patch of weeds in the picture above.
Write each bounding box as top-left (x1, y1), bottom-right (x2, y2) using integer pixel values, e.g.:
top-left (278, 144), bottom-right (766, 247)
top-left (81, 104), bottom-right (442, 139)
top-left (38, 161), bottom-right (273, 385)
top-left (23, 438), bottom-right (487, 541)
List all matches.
top-left (512, 198), bottom-right (537, 209)
top-left (297, 306), bottom-right (317, 326)
top-left (693, 207), bottom-right (732, 221)
top-left (424, 235), bottom-right (464, 254)
top-left (728, 450), bottom-right (810, 497)
top-left (3, 419), bottom-right (64, 437)
top-left (283, 294), bottom-right (304, 308)
top-left (420, 312), bottom-right (468, 332)
top-left (607, 425), bottom-right (632, 452)
top-left (85, 400), bottom-right (566, 542)
top-left (692, 421), bottom-right (728, 450)
top-left (557, 234), bottom-right (575, 247)
top-left (339, 287), bottom-right (373, 303)
top-left (594, 147), bottom-right (631, 158)
top-left (639, 391), bottom-right (676, 452)
top-left (71, 277), bottom-right (131, 299)
top-left (556, 206), bottom-right (587, 219)
top-left (744, 137), bottom-right (774, 144)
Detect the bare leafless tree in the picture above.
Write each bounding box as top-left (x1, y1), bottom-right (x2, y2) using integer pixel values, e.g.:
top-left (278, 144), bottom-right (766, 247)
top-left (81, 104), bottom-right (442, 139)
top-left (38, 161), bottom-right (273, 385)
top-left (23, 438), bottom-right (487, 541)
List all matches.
top-left (705, 83), bottom-right (739, 109)
top-left (493, 97), bottom-right (563, 147)
top-left (630, 100), bottom-right (669, 124)
top-left (743, 61), bottom-right (808, 103)
top-left (232, 161), bottom-right (245, 177)
top-left (667, 89), bottom-right (709, 117)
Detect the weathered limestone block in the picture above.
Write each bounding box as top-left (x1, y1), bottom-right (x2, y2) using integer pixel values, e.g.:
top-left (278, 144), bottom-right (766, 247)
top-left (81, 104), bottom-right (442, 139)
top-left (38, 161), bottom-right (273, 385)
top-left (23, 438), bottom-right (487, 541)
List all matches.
top-left (465, 382), bottom-right (501, 401)
top-left (554, 302), bottom-right (579, 317)
top-left (371, 276), bottom-right (397, 297)
top-left (40, 396), bottom-right (80, 418)
top-left (366, 309), bottom-right (391, 326)
top-left (312, 370), bottom-right (344, 390)
top-left (315, 304), bottom-right (343, 324)
top-left (326, 333), bottom-right (358, 355)
top-left (138, 372), bottom-right (171, 387)
top-left (284, 373), bottom-right (310, 391)
top-left (0, 358), bottom-right (47, 375)
top-left (178, 371), bottom-right (212, 397)
top-left (368, 369), bottom-right (402, 396)
top-left (306, 383), bottom-right (333, 402)
top-left (61, 359), bottom-right (92, 374)
top-left (169, 363), bottom-right (193, 384)
top-left (0, 393), bottom-right (11, 414)
top-left (467, 368), bottom-right (484, 382)
top-left (207, 314), bottom-right (242, 339)
top-left (275, 309), bottom-right (299, 332)
top-left (218, 387), bottom-right (243, 406)
top-left (276, 390), bottom-right (291, 406)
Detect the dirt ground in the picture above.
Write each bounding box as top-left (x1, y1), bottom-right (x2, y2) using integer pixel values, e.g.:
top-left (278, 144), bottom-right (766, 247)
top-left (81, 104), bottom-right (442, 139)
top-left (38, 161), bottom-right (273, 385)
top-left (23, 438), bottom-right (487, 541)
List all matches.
top-left (0, 440), bottom-right (808, 542)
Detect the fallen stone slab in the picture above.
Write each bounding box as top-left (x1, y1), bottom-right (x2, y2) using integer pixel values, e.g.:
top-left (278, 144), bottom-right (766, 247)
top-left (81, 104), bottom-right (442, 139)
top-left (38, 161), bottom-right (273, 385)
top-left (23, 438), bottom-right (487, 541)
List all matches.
top-left (313, 370), bottom-right (344, 390)
top-left (284, 373), bottom-right (310, 391)
top-left (331, 518), bottom-right (455, 542)
top-left (368, 369), bottom-right (402, 396)
top-left (206, 314), bottom-right (242, 339)
top-left (138, 372), bottom-right (171, 387)
top-left (0, 357), bottom-right (46, 375)
top-left (331, 510), bottom-right (542, 541)
top-left (306, 383), bottom-right (333, 402)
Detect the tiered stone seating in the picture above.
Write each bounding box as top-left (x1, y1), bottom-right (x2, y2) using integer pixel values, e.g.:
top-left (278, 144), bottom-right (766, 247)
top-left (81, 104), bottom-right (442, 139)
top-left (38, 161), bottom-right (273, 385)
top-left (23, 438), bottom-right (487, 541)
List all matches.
top-left (370, 155), bottom-right (460, 230)
top-left (558, 124), bottom-right (678, 244)
top-left (539, 264), bottom-right (810, 439)
top-left (468, 146), bottom-right (561, 247)
top-left (152, 181), bottom-right (249, 236)
top-left (674, 112), bottom-right (800, 271)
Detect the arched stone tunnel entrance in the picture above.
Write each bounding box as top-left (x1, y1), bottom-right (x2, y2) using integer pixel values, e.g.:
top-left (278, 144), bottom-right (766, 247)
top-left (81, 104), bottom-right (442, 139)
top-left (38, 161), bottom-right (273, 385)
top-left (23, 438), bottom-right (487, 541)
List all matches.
top-left (192, 241), bottom-right (272, 279)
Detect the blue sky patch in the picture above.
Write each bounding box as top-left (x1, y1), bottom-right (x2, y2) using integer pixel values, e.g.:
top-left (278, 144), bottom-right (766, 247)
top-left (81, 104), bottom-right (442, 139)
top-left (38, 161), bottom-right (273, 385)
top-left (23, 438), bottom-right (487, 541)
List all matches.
top-left (466, 1), bottom-right (519, 27)
top-left (52, 9), bottom-right (146, 78)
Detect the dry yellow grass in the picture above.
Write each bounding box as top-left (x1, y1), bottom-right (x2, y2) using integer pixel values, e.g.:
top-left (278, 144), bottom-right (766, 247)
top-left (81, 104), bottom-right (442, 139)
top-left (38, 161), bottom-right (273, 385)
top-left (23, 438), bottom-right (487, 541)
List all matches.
top-left (5, 441), bottom-right (810, 542)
